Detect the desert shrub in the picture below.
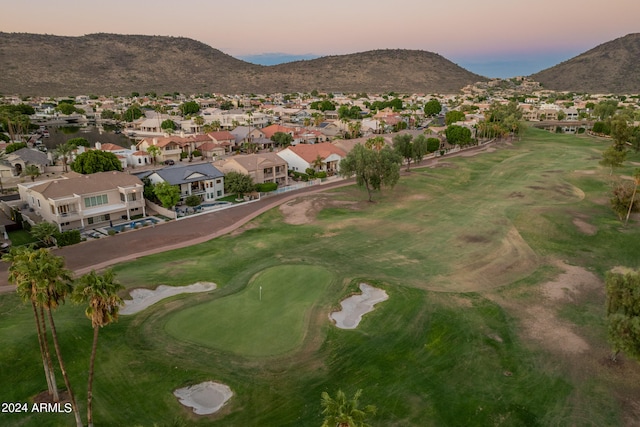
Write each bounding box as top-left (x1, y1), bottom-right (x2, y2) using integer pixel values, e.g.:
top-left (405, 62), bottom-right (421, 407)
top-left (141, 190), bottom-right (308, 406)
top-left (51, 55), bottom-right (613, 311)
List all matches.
top-left (255, 182), bottom-right (278, 192)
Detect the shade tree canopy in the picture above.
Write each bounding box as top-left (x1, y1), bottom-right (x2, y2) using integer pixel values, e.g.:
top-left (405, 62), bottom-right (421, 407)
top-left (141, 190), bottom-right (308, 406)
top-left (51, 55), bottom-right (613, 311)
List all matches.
top-left (70, 151), bottom-right (123, 174)
top-left (339, 143), bottom-right (401, 202)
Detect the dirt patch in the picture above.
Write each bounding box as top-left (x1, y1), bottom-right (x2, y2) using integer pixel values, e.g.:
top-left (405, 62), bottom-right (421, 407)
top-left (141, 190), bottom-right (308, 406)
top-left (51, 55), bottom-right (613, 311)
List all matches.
top-left (521, 306), bottom-right (590, 354)
top-left (541, 262), bottom-right (601, 302)
top-left (279, 195), bottom-right (359, 225)
top-left (573, 217), bottom-right (597, 236)
top-left (459, 234), bottom-right (491, 244)
top-left (574, 170), bottom-right (597, 175)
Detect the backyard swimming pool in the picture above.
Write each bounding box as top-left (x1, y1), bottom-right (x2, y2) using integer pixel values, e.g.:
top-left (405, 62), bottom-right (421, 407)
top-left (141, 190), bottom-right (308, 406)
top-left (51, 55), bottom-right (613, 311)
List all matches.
top-left (107, 217), bottom-right (160, 233)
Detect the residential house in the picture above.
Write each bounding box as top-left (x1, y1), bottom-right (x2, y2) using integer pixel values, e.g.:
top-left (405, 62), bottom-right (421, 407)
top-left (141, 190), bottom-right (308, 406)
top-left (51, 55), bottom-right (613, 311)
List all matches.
top-left (206, 130), bottom-right (236, 153)
top-left (137, 136), bottom-right (186, 163)
top-left (141, 163), bottom-right (225, 203)
top-left (17, 171), bottom-right (146, 231)
top-left (229, 126), bottom-right (266, 150)
top-left (7, 147), bottom-right (50, 177)
top-left (214, 153), bottom-right (288, 186)
top-left (276, 142), bottom-right (346, 174)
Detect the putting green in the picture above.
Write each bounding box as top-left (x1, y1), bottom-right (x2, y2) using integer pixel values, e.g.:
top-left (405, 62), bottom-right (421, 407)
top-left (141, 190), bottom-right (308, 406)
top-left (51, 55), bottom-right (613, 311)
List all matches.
top-left (164, 264), bottom-right (333, 357)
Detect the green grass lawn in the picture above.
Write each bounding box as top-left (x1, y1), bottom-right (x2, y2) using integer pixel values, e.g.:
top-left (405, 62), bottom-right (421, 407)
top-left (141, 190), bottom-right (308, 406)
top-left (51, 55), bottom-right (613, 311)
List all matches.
top-left (1, 128), bottom-right (640, 426)
top-left (165, 265), bottom-right (334, 356)
top-left (7, 229), bottom-right (38, 246)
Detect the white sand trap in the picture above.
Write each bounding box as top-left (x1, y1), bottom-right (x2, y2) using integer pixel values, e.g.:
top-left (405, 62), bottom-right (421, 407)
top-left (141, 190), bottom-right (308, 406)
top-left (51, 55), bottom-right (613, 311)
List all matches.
top-left (120, 282), bottom-right (216, 315)
top-left (174, 381), bottom-right (233, 415)
top-left (331, 283), bottom-right (388, 329)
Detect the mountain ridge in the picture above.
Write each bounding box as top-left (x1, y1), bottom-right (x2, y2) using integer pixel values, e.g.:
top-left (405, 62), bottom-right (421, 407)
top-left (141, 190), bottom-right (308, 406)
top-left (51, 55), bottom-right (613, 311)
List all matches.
top-left (530, 33), bottom-right (640, 93)
top-left (0, 32), bottom-right (486, 96)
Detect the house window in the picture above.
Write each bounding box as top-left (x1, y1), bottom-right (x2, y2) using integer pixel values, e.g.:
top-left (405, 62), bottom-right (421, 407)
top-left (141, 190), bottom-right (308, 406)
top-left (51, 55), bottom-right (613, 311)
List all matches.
top-left (217, 190), bottom-right (222, 197)
top-left (216, 179), bottom-right (221, 184)
top-left (84, 194), bottom-right (108, 208)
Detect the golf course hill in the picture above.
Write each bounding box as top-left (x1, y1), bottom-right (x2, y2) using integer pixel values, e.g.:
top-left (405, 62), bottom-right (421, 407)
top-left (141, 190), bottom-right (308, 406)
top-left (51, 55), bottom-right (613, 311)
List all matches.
top-left (530, 33), bottom-right (640, 94)
top-left (0, 32), bottom-right (487, 96)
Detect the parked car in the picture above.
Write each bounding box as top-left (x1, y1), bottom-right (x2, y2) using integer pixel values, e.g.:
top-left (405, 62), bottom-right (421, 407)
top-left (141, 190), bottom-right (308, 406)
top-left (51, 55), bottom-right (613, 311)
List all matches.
top-left (164, 159), bottom-right (175, 165)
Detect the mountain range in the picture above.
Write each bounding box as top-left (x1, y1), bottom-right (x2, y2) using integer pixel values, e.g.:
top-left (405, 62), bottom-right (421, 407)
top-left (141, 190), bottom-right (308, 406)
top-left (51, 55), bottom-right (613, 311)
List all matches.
top-left (0, 32), bottom-right (638, 96)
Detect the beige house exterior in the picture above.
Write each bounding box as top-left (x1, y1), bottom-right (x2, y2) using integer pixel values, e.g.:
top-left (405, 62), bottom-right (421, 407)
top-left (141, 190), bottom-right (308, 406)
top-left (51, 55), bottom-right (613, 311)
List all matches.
top-left (215, 153), bottom-right (288, 186)
top-left (18, 171), bottom-right (146, 231)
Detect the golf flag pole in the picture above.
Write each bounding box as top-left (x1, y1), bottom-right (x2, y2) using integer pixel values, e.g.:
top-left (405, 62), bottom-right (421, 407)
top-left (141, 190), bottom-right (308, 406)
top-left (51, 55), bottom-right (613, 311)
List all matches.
top-left (260, 286), bottom-right (262, 301)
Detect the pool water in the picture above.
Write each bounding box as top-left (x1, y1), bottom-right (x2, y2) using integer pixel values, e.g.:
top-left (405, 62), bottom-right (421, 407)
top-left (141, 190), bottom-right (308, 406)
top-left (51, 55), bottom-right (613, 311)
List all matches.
top-left (107, 217), bottom-right (160, 233)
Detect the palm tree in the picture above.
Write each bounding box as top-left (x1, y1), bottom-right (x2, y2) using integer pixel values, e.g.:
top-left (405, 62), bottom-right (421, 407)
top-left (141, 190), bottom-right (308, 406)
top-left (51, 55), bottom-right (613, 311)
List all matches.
top-left (54, 142), bottom-right (74, 173)
top-left (22, 164), bottom-right (41, 182)
top-left (311, 155), bottom-right (324, 172)
top-left (365, 136), bottom-right (385, 152)
top-left (30, 221), bottom-right (59, 246)
top-left (320, 389), bottom-right (376, 427)
top-left (73, 269), bottom-right (124, 427)
top-left (35, 248), bottom-right (83, 427)
top-left (3, 246), bottom-right (59, 402)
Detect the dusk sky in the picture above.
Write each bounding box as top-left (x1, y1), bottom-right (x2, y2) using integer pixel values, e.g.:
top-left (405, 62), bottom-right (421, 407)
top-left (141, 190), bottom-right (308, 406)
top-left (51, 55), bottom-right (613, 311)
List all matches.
top-left (2, 0), bottom-right (639, 78)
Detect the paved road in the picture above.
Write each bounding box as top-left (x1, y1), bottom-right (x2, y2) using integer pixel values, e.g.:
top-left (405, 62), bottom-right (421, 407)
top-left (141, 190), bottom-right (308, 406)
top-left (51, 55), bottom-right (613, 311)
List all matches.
top-left (0, 141), bottom-right (497, 293)
top-left (0, 178), bottom-right (354, 291)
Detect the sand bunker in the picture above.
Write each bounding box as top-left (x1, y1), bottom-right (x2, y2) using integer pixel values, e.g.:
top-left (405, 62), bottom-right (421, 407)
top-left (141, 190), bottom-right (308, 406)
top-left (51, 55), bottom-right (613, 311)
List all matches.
top-left (121, 282), bottom-right (217, 315)
top-left (174, 381), bottom-right (232, 415)
top-left (331, 283), bottom-right (388, 329)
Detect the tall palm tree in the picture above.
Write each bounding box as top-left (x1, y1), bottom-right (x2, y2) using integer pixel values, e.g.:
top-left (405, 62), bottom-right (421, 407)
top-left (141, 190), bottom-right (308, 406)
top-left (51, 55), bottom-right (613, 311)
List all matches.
top-left (3, 246), bottom-right (59, 402)
top-left (365, 136), bottom-right (385, 152)
top-left (73, 269), bottom-right (123, 427)
top-left (35, 248), bottom-right (83, 427)
top-left (320, 389), bottom-right (376, 427)
top-left (54, 142), bottom-right (74, 173)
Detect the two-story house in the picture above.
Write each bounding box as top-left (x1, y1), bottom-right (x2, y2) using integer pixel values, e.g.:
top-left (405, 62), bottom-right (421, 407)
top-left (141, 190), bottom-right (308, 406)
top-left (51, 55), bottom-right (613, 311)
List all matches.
top-left (214, 153), bottom-right (288, 187)
top-left (18, 171), bottom-right (146, 231)
top-left (140, 163), bottom-right (225, 203)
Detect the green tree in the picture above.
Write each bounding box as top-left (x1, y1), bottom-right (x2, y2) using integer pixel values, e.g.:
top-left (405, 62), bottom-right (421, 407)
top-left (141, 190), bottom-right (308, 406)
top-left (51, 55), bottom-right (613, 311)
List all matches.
top-left (625, 169), bottom-right (640, 225)
top-left (185, 194), bottom-right (202, 207)
top-left (412, 134), bottom-right (429, 166)
top-left (445, 110), bottom-right (466, 126)
top-left (146, 145), bottom-right (161, 165)
top-left (594, 100), bottom-right (618, 120)
top-left (423, 99), bottom-right (442, 116)
top-left (67, 137), bottom-right (90, 147)
top-left (30, 221), bottom-right (59, 246)
top-left (161, 119), bottom-right (176, 131)
top-left (123, 105), bottom-right (143, 122)
top-left (179, 101), bottom-right (200, 116)
top-left (72, 269), bottom-right (123, 427)
top-left (5, 142), bottom-right (27, 153)
top-left (445, 125), bottom-right (472, 146)
top-left (70, 150), bottom-right (123, 174)
top-left (610, 117), bottom-right (631, 150)
top-left (320, 389), bottom-right (376, 427)
top-left (224, 171), bottom-right (254, 199)
top-left (393, 133), bottom-right (414, 171)
top-left (153, 182), bottom-right (181, 208)
top-left (271, 132), bottom-right (293, 148)
top-left (55, 103), bottom-right (81, 115)
top-left (23, 164), bottom-right (41, 182)
top-left (605, 271), bottom-right (640, 361)
top-left (426, 137), bottom-right (440, 153)
top-left (600, 145), bottom-right (627, 175)
top-left (339, 143), bottom-right (401, 202)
